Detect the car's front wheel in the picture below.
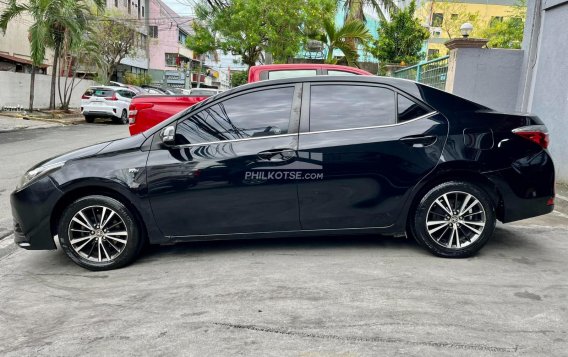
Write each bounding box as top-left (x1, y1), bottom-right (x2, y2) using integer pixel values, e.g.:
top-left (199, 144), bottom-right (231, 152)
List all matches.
top-left (58, 195), bottom-right (143, 270)
top-left (409, 181), bottom-right (496, 258)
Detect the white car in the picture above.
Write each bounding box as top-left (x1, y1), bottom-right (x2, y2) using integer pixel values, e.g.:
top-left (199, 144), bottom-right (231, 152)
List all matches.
top-left (80, 86), bottom-right (136, 124)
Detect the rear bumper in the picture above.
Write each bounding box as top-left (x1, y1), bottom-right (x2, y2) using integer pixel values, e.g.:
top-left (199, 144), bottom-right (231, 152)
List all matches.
top-left (486, 150), bottom-right (555, 223)
top-left (82, 107), bottom-right (119, 118)
top-left (11, 176), bottom-right (63, 250)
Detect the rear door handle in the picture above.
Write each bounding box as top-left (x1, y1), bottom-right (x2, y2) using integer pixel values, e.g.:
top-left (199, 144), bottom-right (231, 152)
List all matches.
top-left (399, 135), bottom-right (437, 148)
top-left (257, 148), bottom-right (296, 162)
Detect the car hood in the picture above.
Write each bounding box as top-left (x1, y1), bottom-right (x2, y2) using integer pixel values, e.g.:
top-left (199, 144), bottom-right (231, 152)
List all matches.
top-left (30, 135), bottom-right (146, 170)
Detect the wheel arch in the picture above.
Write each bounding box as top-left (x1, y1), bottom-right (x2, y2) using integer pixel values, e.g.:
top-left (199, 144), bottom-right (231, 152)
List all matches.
top-left (404, 167), bottom-right (505, 228)
top-left (50, 185), bottom-right (148, 243)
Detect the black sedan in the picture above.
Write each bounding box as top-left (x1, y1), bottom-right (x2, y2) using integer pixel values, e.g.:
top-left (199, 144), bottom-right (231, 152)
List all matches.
top-left (11, 76), bottom-right (555, 270)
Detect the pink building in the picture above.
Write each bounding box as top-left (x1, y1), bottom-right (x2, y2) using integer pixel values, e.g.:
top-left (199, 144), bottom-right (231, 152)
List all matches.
top-left (147, 0), bottom-right (195, 86)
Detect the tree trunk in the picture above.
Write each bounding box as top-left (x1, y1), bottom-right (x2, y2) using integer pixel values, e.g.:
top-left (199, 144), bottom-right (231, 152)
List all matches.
top-left (196, 60), bottom-right (203, 88)
top-left (29, 66), bottom-right (35, 112)
top-left (50, 42), bottom-right (61, 110)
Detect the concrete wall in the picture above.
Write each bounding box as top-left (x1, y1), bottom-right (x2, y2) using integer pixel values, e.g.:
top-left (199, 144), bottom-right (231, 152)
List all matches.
top-left (445, 48), bottom-right (524, 112)
top-left (518, 0), bottom-right (568, 182)
top-left (0, 71), bottom-right (96, 109)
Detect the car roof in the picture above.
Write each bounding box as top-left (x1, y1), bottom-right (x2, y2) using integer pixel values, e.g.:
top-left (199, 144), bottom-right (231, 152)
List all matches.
top-left (190, 76), bottom-right (425, 112)
top-left (249, 64), bottom-right (372, 75)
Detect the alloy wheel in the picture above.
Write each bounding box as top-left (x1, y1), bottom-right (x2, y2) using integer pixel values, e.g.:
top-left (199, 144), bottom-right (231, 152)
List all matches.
top-left (425, 191), bottom-right (486, 249)
top-left (68, 205), bottom-right (128, 262)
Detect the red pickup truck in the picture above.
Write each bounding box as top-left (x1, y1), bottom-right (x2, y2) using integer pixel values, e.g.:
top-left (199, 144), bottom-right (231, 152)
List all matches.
top-left (128, 64), bottom-right (372, 135)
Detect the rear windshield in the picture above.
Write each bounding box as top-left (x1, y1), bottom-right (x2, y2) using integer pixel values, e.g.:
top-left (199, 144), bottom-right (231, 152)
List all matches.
top-left (85, 88), bottom-right (114, 97)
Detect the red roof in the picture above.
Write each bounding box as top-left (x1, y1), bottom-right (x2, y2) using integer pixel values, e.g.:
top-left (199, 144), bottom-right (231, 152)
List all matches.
top-left (0, 53), bottom-right (49, 68)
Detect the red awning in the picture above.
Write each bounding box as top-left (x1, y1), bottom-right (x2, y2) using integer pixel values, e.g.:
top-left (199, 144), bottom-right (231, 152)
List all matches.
top-left (0, 53), bottom-right (49, 68)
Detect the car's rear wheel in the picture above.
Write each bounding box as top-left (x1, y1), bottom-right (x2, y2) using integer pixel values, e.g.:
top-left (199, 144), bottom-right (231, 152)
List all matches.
top-left (409, 181), bottom-right (496, 258)
top-left (84, 115), bottom-right (95, 123)
top-left (58, 195), bottom-right (143, 270)
top-left (119, 110), bottom-right (128, 124)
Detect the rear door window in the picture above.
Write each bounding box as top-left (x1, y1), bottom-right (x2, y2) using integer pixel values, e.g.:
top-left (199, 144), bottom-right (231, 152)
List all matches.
top-left (309, 85), bottom-right (395, 131)
top-left (397, 94), bottom-right (430, 122)
top-left (268, 70), bottom-right (317, 80)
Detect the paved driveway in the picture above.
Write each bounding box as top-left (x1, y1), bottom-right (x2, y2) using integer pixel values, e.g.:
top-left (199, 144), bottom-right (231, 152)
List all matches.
top-left (0, 124), bottom-right (567, 356)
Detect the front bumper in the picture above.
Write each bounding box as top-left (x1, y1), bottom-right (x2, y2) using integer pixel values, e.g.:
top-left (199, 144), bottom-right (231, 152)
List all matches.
top-left (11, 176), bottom-right (64, 250)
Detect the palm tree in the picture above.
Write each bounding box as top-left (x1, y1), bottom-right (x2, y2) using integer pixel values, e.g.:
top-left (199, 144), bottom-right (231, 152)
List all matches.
top-left (312, 18), bottom-right (371, 66)
top-left (1, 0), bottom-right (50, 111)
top-left (342, 0), bottom-right (398, 22)
top-left (1, 0), bottom-right (104, 111)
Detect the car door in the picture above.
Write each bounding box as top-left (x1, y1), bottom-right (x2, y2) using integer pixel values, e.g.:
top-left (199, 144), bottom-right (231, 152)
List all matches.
top-left (296, 82), bottom-right (448, 230)
top-left (146, 84), bottom-right (303, 238)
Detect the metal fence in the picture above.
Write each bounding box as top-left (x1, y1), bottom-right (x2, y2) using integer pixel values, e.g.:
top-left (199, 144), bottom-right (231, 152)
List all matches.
top-left (393, 56), bottom-right (449, 90)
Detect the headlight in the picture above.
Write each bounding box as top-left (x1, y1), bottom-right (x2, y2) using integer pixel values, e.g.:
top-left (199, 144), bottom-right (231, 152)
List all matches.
top-left (17, 161), bottom-right (65, 189)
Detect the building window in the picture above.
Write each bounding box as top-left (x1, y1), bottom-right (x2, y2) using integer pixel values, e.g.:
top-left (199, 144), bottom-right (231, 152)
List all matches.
top-left (114, 0), bottom-right (118, 6)
top-left (468, 14), bottom-right (477, 21)
top-left (178, 31), bottom-right (187, 44)
top-left (450, 13), bottom-right (458, 20)
top-left (432, 13), bottom-right (444, 27)
top-left (490, 16), bottom-right (504, 27)
top-left (165, 53), bottom-right (178, 67)
top-left (142, 5), bottom-right (145, 17)
top-left (149, 25), bottom-right (158, 38)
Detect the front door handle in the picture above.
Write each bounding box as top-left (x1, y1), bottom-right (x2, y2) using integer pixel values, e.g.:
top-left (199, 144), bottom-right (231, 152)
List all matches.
top-left (257, 149), bottom-right (296, 162)
top-left (399, 135), bottom-right (437, 148)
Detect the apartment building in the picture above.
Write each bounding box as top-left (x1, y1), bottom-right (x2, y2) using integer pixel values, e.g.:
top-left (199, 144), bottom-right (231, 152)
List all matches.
top-left (105, 0), bottom-right (150, 81)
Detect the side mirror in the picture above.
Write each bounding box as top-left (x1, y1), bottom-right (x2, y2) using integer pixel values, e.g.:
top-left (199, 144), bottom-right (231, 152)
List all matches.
top-left (160, 125), bottom-right (175, 145)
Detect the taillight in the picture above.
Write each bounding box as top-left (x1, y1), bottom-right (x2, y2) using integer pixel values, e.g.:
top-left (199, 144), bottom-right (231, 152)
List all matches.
top-left (512, 125), bottom-right (549, 149)
top-left (105, 94), bottom-right (118, 101)
top-left (128, 103), bottom-right (153, 124)
top-left (81, 95), bottom-right (90, 99)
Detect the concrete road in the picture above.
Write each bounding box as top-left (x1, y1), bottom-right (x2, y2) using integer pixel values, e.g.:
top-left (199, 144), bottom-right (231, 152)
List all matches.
top-left (0, 124), bottom-right (567, 356)
top-left (0, 122), bottom-right (129, 238)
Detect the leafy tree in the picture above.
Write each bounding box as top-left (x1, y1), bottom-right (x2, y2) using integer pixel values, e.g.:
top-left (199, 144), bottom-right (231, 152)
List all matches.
top-left (124, 72), bottom-right (153, 86)
top-left (311, 17), bottom-right (371, 65)
top-left (57, 34), bottom-right (102, 110)
top-left (187, 0), bottom-right (335, 67)
top-left (481, 0), bottom-right (526, 49)
top-left (0, 0), bottom-right (104, 111)
top-left (87, 10), bottom-right (140, 84)
top-left (230, 70), bottom-right (248, 88)
top-left (342, 0), bottom-right (398, 22)
top-left (373, 0), bottom-right (429, 65)
top-left (186, 20), bottom-right (217, 88)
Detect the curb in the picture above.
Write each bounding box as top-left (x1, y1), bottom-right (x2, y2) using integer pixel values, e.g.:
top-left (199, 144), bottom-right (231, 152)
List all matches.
top-left (24, 116), bottom-right (83, 125)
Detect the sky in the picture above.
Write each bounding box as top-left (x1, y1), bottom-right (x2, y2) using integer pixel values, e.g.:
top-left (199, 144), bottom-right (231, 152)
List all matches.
top-left (162, 0), bottom-right (195, 16)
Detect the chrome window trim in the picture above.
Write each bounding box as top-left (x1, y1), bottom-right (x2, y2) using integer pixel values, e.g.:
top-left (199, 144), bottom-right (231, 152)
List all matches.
top-left (301, 111), bottom-right (438, 135)
top-left (173, 133), bottom-right (298, 148)
top-left (168, 111), bottom-right (437, 149)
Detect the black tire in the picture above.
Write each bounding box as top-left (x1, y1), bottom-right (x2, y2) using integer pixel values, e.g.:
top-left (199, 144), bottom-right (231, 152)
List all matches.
top-left (409, 181), bottom-right (496, 258)
top-left (58, 195), bottom-right (143, 271)
top-left (119, 110), bottom-right (128, 124)
top-left (84, 115), bottom-right (95, 123)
